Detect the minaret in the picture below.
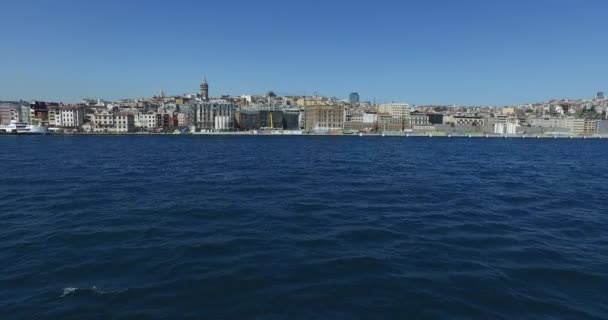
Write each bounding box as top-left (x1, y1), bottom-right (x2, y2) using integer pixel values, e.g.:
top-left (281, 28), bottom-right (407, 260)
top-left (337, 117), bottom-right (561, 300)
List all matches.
top-left (200, 77), bottom-right (209, 101)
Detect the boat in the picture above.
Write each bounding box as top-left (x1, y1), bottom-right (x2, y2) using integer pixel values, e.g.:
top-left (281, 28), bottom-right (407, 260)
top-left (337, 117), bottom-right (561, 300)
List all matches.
top-left (0, 120), bottom-right (48, 135)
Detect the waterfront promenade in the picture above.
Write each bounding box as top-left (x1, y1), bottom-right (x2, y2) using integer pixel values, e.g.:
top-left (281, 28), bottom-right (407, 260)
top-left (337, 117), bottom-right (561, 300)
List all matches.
top-left (32, 131), bottom-right (608, 139)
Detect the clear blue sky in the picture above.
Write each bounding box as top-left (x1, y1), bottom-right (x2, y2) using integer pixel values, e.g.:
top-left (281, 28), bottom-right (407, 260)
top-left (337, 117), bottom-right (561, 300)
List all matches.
top-left (1, 0), bottom-right (606, 105)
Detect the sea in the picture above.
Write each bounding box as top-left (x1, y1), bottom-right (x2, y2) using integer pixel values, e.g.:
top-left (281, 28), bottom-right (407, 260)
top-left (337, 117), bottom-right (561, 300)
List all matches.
top-left (1, 136), bottom-right (607, 319)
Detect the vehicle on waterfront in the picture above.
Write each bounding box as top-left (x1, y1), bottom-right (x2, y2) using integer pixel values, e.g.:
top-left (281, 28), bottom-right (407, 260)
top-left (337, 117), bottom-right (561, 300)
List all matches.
top-left (0, 120), bottom-right (48, 135)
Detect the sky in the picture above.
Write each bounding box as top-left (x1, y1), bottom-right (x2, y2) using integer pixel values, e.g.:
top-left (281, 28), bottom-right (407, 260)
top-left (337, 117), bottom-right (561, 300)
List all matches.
top-left (0, 0), bottom-right (607, 105)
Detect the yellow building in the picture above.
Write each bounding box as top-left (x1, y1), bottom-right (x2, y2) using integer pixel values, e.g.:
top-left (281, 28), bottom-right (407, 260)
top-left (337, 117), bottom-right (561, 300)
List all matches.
top-left (501, 107), bottom-right (515, 115)
top-left (584, 119), bottom-right (598, 134)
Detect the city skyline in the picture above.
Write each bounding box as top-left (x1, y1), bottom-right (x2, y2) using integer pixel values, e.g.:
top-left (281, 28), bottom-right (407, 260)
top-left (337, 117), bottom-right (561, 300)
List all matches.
top-left (1, 81), bottom-right (605, 108)
top-left (1, 0), bottom-right (607, 105)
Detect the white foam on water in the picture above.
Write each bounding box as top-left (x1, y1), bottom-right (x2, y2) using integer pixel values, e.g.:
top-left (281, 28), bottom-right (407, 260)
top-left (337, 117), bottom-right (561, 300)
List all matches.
top-left (60, 286), bottom-right (108, 298)
top-left (60, 287), bottom-right (78, 297)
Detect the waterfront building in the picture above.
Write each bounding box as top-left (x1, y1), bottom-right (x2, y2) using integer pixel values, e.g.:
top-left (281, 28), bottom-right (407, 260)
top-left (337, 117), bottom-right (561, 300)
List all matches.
top-left (135, 112), bottom-right (158, 130)
top-left (349, 92), bottom-right (360, 105)
top-left (344, 110), bottom-right (406, 132)
top-left (283, 109), bottom-right (302, 130)
top-left (114, 112), bottom-right (136, 133)
top-left (90, 110), bottom-right (135, 133)
top-left (47, 105), bottom-right (60, 127)
top-left (410, 112), bottom-right (430, 126)
top-left (344, 111), bottom-right (376, 131)
top-left (89, 110), bottom-right (113, 133)
top-left (18, 103), bottom-right (31, 124)
top-left (29, 101), bottom-right (51, 125)
top-left (409, 112), bottom-right (436, 132)
top-left (0, 103), bottom-right (19, 125)
top-left (304, 105), bottom-right (345, 132)
top-left (259, 110), bottom-right (283, 129)
top-left (528, 117), bottom-right (598, 135)
top-left (156, 113), bottom-right (178, 131)
top-left (234, 109), bottom-right (300, 131)
top-left (193, 102), bottom-right (236, 131)
top-left (235, 111), bottom-right (260, 131)
top-left (59, 105), bottom-right (85, 128)
top-left (494, 122), bottom-right (518, 135)
top-left (584, 119), bottom-right (599, 134)
top-left (378, 113), bottom-right (406, 132)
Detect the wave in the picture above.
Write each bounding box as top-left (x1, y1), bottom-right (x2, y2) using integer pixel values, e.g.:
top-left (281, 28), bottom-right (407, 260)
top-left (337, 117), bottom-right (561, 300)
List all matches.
top-left (60, 286), bottom-right (119, 298)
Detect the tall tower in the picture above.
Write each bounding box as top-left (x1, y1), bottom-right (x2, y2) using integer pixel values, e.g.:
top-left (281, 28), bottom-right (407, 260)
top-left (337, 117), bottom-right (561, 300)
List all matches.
top-left (200, 77), bottom-right (209, 101)
top-left (349, 92), bottom-right (360, 104)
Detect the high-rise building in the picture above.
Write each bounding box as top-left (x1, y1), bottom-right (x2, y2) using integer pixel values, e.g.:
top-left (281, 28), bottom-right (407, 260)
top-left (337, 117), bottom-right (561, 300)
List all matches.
top-left (597, 91), bottom-right (605, 100)
top-left (349, 92), bottom-right (360, 104)
top-left (200, 78), bottom-right (209, 101)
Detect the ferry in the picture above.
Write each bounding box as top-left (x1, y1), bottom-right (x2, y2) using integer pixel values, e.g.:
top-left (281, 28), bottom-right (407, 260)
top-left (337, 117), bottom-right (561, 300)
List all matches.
top-left (0, 120), bottom-right (48, 135)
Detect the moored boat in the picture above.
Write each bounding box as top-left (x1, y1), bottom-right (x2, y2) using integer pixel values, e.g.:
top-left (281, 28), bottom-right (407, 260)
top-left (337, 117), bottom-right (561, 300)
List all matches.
top-left (0, 120), bottom-right (48, 135)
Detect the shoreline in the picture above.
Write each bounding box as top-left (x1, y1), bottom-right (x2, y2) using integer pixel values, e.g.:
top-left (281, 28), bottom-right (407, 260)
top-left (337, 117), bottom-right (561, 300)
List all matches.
top-left (4, 132), bottom-right (607, 139)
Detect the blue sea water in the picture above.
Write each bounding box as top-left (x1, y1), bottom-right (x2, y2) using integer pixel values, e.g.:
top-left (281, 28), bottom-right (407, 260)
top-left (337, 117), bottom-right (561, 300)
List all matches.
top-left (1, 136), bottom-right (607, 319)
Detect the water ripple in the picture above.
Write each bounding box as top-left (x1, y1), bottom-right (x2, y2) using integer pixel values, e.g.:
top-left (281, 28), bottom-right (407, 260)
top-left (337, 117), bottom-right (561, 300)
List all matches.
top-left (1, 136), bottom-right (607, 319)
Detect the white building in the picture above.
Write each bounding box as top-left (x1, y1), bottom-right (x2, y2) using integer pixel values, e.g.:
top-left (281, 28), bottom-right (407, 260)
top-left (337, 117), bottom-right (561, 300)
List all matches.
top-left (362, 112), bottom-right (377, 123)
top-left (177, 112), bottom-right (187, 127)
top-left (241, 95), bottom-right (253, 103)
top-left (378, 103), bottom-right (411, 119)
top-left (494, 122), bottom-right (518, 135)
top-left (90, 110), bottom-right (135, 133)
top-left (18, 104), bottom-right (31, 124)
top-left (214, 116), bottom-right (231, 130)
top-left (114, 112), bottom-right (135, 133)
top-left (346, 111), bottom-right (376, 124)
top-left (135, 112), bottom-right (157, 129)
top-left (60, 105), bottom-right (85, 128)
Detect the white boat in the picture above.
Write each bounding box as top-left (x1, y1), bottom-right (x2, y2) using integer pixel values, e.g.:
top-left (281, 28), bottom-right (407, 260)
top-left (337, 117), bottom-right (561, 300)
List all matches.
top-left (0, 120), bottom-right (48, 135)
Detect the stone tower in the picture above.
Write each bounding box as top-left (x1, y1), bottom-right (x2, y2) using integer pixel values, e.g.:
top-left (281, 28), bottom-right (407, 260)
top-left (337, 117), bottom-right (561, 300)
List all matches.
top-left (200, 77), bottom-right (209, 101)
